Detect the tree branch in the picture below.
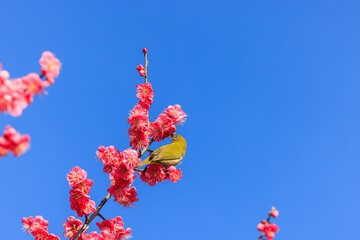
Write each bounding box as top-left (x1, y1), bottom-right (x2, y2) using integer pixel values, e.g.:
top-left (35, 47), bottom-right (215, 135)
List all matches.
top-left (73, 193), bottom-right (111, 240)
top-left (144, 51), bottom-right (148, 83)
top-left (74, 50), bottom-right (154, 240)
top-left (73, 137), bottom-right (154, 239)
top-left (257, 212), bottom-right (272, 240)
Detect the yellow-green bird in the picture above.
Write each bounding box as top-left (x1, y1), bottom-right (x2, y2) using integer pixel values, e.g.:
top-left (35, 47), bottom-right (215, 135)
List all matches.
top-left (136, 134), bottom-right (187, 168)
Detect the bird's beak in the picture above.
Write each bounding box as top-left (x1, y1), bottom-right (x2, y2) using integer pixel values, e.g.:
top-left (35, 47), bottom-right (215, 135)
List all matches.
top-left (171, 134), bottom-right (174, 138)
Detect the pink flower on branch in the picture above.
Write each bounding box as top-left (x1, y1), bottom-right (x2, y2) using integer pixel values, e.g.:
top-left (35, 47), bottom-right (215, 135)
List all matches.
top-left (0, 51), bottom-right (61, 117)
top-left (97, 217), bottom-right (132, 240)
top-left (63, 216), bottom-right (84, 239)
top-left (257, 208), bottom-right (280, 240)
top-left (150, 104), bottom-right (187, 141)
top-left (167, 166), bottom-right (183, 183)
top-left (39, 51), bottom-right (61, 82)
top-left (82, 232), bottom-right (100, 240)
top-left (21, 49), bottom-right (188, 240)
top-left (0, 125), bottom-right (30, 157)
top-left (22, 216), bottom-right (60, 240)
top-left (67, 166), bottom-right (96, 217)
top-left (139, 164), bottom-right (167, 186)
top-left (270, 208), bottom-right (279, 218)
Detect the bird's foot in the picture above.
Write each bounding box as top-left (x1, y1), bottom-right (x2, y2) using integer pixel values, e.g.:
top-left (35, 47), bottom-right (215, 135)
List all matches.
top-left (142, 165), bottom-right (149, 175)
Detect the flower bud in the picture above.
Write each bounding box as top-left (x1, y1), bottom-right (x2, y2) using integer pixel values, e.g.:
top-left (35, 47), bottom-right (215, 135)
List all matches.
top-left (136, 65), bottom-right (144, 71)
top-left (270, 207), bottom-right (279, 218)
top-left (139, 70), bottom-right (146, 77)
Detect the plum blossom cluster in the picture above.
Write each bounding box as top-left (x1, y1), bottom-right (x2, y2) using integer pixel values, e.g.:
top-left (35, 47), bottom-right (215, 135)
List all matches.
top-left (61, 216), bottom-right (132, 240)
top-left (0, 51), bottom-right (61, 117)
top-left (67, 166), bottom-right (96, 217)
top-left (127, 82), bottom-right (154, 150)
top-left (149, 104), bottom-right (186, 142)
top-left (257, 207), bottom-right (280, 240)
top-left (96, 147), bottom-right (139, 207)
top-left (63, 216), bottom-right (83, 240)
top-left (22, 216), bottom-right (60, 240)
top-left (127, 86), bottom-right (186, 148)
top-left (0, 125), bottom-right (30, 157)
top-left (22, 49), bottom-right (186, 240)
top-left (94, 217), bottom-right (132, 239)
top-left (139, 165), bottom-right (182, 186)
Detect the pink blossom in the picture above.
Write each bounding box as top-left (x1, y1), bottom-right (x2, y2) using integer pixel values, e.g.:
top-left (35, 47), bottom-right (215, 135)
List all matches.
top-left (82, 232), bottom-right (100, 240)
top-left (149, 105), bottom-right (186, 141)
top-left (0, 63), bottom-right (54, 117)
top-left (136, 65), bottom-right (144, 71)
top-left (11, 134), bottom-right (30, 157)
top-left (69, 189), bottom-right (90, 204)
top-left (121, 148), bottom-right (140, 169)
top-left (68, 167), bottom-right (96, 217)
top-left (22, 216), bottom-right (34, 232)
top-left (139, 70), bottom-right (146, 77)
top-left (115, 228), bottom-right (132, 240)
top-left (112, 163), bottom-right (135, 180)
top-left (138, 96), bottom-right (153, 110)
top-left (127, 102), bottom-right (151, 150)
top-left (257, 220), bottom-right (266, 232)
top-left (257, 221), bottom-right (279, 240)
top-left (167, 166), bottom-right (182, 183)
top-left (96, 220), bottom-right (115, 233)
top-left (99, 231), bottom-right (116, 240)
top-left (0, 74), bottom-right (8, 84)
top-left (163, 104), bottom-right (187, 125)
top-left (63, 216), bottom-right (83, 239)
top-left (73, 179), bottom-right (94, 194)
top-left (96, 146), bottom-right (121, 171)
top-left (97, 217), bottom-right (131, 240)
top-left (83, 200), bottom-right (97, 216)
top-left (21, 73), bottom-right (45, 96)
top-left (69, 190), bottom-right (93, 217)
top-left (21, 216), bottom-right (49, 239)
top-left (139, 164), bottom-right (167, 186)
top-left (112, 217), bottom-right (125, 232)
top-left (136, 83), bottom-right (154, 101)
top-left (129, 126), bottom-right (150, 150)
top-left (109, 173), bottom-right (135, 187)
top-left (39, 51), bottom-right (61, 79)
top-left (47, 233), bottom-right (61, 240)
top-left (270, 208), bottom-right (279, 218)
top-left (0, 145), bottom-right (7, 156)
top-left (115, 187), bottom-right (138, 207)
top-left (0, 125), bottom-right (30, 157)
top-left (67, 166), bottom-right (88, 188)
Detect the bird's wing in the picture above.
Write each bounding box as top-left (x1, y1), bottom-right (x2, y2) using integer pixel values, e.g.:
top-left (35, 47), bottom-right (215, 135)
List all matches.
top-left (149, 146), bottom-right (183, 162)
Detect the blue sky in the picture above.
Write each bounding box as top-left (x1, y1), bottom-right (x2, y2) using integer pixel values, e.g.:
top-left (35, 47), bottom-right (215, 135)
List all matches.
top-left (1, 0), bottom-right (360, 239)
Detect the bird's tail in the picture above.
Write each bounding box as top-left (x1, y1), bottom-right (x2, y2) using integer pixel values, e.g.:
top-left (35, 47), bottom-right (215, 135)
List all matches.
top-left (136, 157), bottom-right (151, 168)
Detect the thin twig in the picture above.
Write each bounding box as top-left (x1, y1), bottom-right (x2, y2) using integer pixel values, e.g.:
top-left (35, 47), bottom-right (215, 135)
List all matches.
top-left (139, 139), bottom-right (155, 158)
top-left (143, 51), bottom-right (150, 128)
top-left (98, 213), bottom-right (106, 220)
top-left (73, 193), bottom-right (111, 240)
top-left (144, 51), bottom-right (148, 83)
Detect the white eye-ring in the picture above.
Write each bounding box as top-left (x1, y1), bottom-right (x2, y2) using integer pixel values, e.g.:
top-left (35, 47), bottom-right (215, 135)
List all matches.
top-left (174, 136), bottom-right (179, 140)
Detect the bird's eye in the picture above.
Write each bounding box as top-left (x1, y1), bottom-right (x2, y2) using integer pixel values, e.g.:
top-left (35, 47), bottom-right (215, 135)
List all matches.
top-left (174, 136), bottom-right (178, 140)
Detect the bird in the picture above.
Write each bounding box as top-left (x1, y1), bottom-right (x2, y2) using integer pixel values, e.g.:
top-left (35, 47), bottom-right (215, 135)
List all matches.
top-left (136, 134), bottom-right (187, 168)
